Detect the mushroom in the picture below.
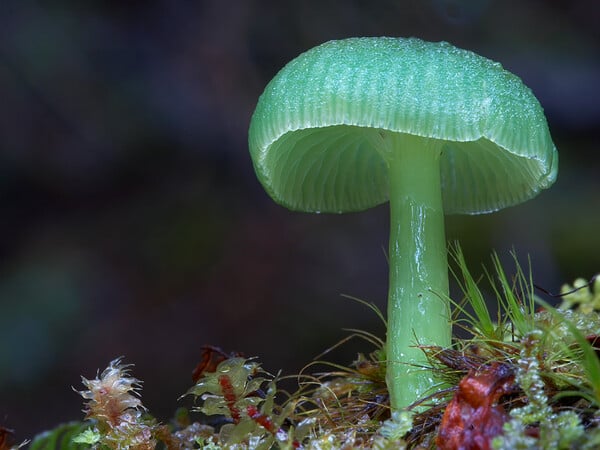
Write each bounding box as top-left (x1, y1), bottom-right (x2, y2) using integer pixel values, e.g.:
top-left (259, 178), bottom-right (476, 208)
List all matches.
top-left (248, 37), bottom-right (558, 410)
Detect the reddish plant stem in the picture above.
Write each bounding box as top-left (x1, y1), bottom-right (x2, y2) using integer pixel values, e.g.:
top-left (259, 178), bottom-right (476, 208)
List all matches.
top-left (218, 374), bottom-right (241, 424)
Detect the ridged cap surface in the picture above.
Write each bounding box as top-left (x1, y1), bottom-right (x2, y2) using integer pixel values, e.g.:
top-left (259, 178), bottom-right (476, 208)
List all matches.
top-left (249, 37), bottom-right (558, 214)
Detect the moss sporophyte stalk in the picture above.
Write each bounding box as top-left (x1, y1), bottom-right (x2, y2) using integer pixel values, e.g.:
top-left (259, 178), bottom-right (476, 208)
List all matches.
top-left (247, 37), bottom-right (557, 411)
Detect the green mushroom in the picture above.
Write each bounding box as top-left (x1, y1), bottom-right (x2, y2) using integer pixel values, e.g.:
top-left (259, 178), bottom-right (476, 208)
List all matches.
top-left (248, 37), bottom-right (558, 411)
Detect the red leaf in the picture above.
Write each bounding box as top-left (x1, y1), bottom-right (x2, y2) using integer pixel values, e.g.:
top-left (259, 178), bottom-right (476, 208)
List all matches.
top-left (437, 362), bottom-right (515, 450)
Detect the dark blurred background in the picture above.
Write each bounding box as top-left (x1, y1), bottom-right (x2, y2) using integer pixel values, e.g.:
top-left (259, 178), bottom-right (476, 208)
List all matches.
top-left (1, 0), bottom-right (598, 440)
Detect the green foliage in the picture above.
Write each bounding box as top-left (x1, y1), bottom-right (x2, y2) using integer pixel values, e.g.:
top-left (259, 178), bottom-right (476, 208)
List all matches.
top-left (71, 428), bottom-right (101, 446)
top-left (449, 243), bottom-right (538, 343)
top-left (185, 357), bottom-right (267, 420)
top-left (449, 245), bottom-right (499, 340)
top-left (491, 330), bottom-right (595, 450)
top-left (536, 300), bottom-right (600, 407)
top-left (371, 410), bottom-right (413, 449)
top-left (29, 422), bottom-right (91, 450)
top-left (559, 275), bottom-right (600, 313)
top-left (185, 357), bottom-right (301, 449)
top-left (448, 245), bottom-right (600, 448)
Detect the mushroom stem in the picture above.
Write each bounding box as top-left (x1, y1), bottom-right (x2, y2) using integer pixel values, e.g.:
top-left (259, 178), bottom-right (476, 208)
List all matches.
top-left (383, 132), bottom-right (451, 411)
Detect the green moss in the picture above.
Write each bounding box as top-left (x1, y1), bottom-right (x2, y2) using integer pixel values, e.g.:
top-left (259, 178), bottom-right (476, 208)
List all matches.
top-left (20, 251), bottom-right (600, 449)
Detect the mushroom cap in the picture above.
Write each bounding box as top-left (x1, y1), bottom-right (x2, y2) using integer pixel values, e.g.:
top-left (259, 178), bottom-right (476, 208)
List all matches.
top-left (248, 37), bottom-right (558, 214)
